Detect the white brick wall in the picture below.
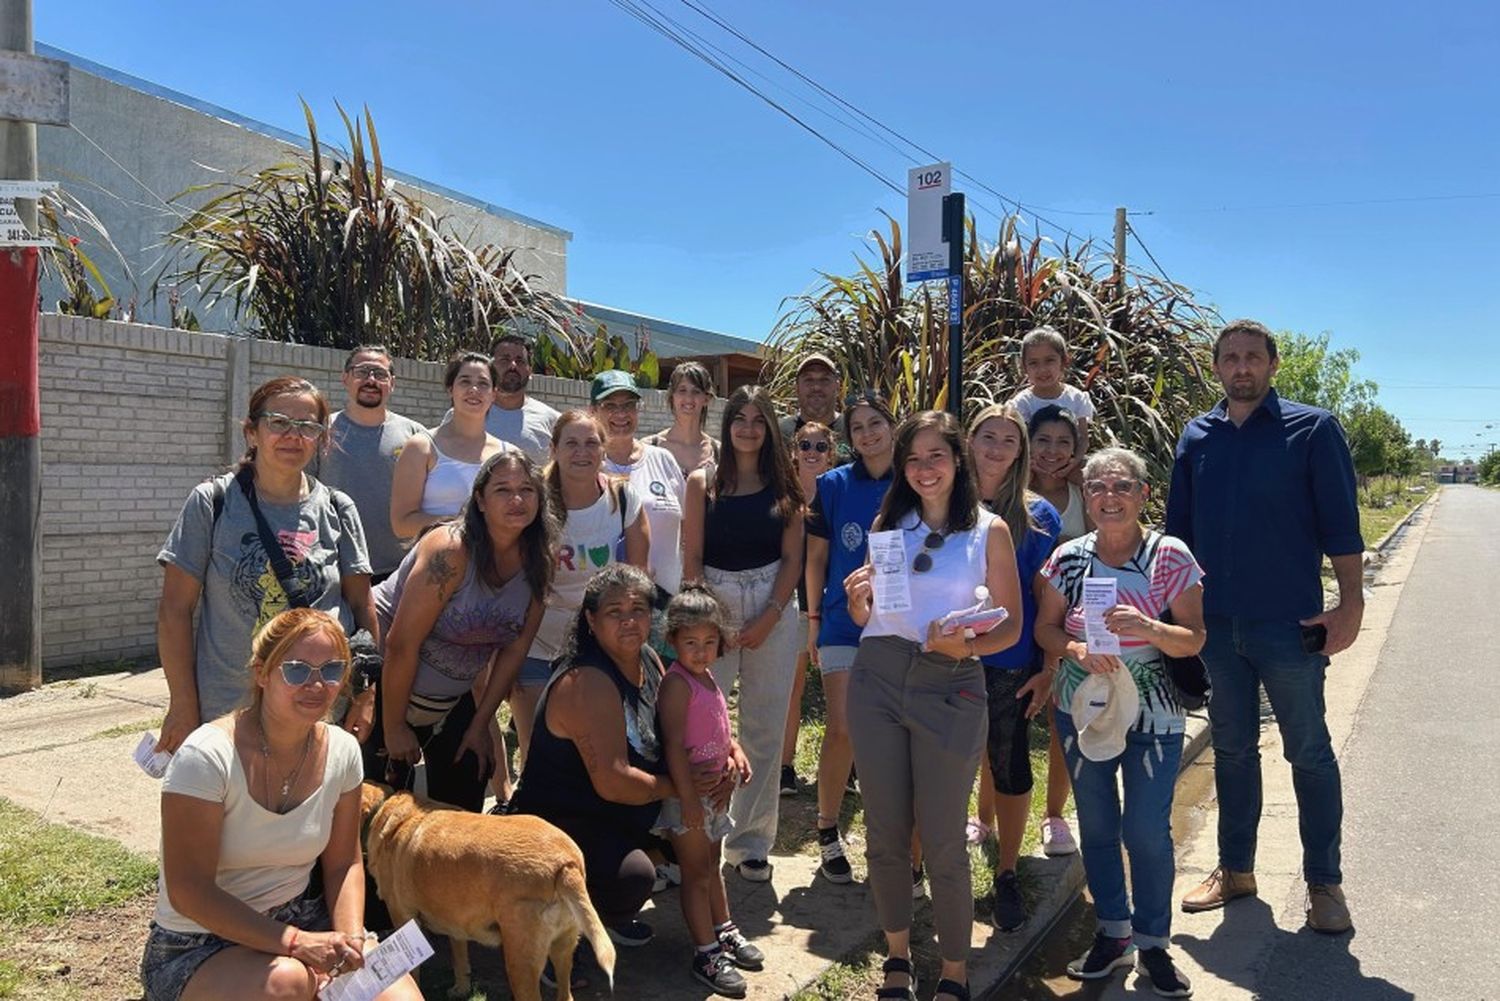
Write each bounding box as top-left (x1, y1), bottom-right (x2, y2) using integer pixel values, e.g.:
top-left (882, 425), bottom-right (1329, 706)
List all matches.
top-left (37, 315), bottom-right (723, 668)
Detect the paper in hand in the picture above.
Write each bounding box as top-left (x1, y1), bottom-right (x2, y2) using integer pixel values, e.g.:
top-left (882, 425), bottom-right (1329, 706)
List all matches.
top-left (866, 530), bottom-right (912, 614)
top-left (1082, 578), bottom-right (1121, 656)
top-left (319, 920), bottom-right (434, 1001)
top-left (133, 733), bottom-right (173, 779)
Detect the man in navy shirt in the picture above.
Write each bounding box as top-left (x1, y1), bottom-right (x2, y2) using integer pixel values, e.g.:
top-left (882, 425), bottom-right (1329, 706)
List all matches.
top-left (1166, 319), bottom-right (1364, 935)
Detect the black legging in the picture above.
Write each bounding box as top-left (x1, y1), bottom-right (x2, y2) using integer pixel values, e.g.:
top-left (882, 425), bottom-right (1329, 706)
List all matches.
top-left (364, 690), bottom-right (493, 813)
top-left (985, 665), bottom-right (1040, 796)
top-left (537, 812), bottom-right (658, 927)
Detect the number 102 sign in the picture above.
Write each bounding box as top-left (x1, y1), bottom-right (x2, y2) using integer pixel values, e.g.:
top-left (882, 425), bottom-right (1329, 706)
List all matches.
top-left (906, 162), bottom-right (951, 282)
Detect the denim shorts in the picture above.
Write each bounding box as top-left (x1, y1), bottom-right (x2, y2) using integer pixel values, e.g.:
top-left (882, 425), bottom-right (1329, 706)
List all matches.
top-left (518, 655), bottom-right (555, 688)
top-left (817, 644), bottom-right (859, 676)
top-left (139, 892), bottom-right (330, 1001)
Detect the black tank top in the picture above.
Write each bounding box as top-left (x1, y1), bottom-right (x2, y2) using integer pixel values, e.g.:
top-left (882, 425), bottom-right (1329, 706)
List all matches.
top-left (703, 485), bottom-right (785, 571)
top-left (509, 645), bottom-right (665, 834)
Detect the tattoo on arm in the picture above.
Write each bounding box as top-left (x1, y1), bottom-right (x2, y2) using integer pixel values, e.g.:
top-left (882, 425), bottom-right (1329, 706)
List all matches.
top-left (425, 548), bottom-right (458, 597)
top-left (575, 732), bottom-right (601, 775)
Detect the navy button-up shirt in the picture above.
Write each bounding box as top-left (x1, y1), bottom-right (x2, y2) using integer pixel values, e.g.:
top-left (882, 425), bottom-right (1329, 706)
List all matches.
top-left (1164, 390), bottom-right (1364, 622)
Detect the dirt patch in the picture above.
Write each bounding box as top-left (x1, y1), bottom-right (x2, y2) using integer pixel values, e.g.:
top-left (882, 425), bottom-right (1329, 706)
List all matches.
top-left (0, 896), bottom-right (152, 1001)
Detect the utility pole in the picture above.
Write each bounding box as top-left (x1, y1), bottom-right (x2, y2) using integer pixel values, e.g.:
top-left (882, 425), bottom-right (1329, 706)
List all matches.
top-left (942, 191), bottom-right (965, 419)
top-left (0, 0), bottom-right (51, 694)
top-left (1112, 206), bottom-right (1127, 295)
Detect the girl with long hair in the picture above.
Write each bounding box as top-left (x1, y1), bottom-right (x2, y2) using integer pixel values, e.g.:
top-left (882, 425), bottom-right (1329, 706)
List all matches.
top-left (681, 385), bottom-right (804, 883)
top-left (645, 361), bottom-right (720, 475)
top-left (157, 376), bottom-right (375, 755)
top-left (842, 410), bottom-right (1023, 1001)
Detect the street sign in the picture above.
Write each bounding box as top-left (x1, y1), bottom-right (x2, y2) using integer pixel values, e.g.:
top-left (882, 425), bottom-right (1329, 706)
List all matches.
top-left (907, 162), bottom-right (951, 281)
top-left (0, 196), bottom-right (53, 248)
top-left (0, 179), bottom-right (58, 200)
top-left (0, 51), bottom-right (70, 127)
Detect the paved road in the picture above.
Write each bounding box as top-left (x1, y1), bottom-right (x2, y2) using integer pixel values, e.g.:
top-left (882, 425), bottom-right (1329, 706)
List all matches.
top-left (989, 486), bottom-right (1497, 1000)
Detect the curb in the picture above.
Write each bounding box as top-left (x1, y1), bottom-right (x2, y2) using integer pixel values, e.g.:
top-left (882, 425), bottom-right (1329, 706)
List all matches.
top-left (1372, 488), bottom-right (1437, 555)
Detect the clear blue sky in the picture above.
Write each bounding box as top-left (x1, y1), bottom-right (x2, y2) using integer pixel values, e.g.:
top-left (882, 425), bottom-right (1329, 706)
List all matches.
top-left (38, 1), bottom-right (1500, 456)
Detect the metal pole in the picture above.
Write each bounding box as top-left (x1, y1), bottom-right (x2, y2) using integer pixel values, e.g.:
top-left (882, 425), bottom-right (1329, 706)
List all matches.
top-left (0, 0), bottom-right (41, 694)
top-left (942, 191), bottom-right (965, 419)
top-left (1113, 206), bottom-right (1127, 294)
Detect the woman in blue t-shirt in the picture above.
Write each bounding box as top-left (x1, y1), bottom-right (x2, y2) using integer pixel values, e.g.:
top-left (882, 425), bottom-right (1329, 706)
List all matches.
top-left (966, 402), bottom-right (1061, 933)
top-left (801, 390), bottom-right (897, 884)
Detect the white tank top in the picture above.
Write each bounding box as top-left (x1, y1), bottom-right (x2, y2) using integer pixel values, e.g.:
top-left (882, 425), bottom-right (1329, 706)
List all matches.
top-left (863, 506), bottom-right (996, 644)
top-left (421, 436), bottom-right (484, 517)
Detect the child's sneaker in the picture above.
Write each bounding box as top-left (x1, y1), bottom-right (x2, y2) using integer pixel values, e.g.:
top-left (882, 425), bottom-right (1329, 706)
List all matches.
top-left (817, 826), bottom-right (853, 884)
top-left (692, 948), bottom-right (748, 998)
top-left (716, 922), bottom-right (765, 970)
top-left (779, 764), bottom-right (797, 796)
top-left (652, 861), bottom-right (681, 893)
top-left (1136, 947), bottom-right (1193, 997)
top-left (1066, 932), bottom-right (1135, 980)
top-left (1041, 815), bottom-right (1078, 857)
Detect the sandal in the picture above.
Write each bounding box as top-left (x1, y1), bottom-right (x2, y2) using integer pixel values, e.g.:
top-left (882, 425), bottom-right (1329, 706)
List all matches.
top-left (875, 956), bottom-right (916, 1000)
top-left (934, 978), bottom-right (971, 1001)
top-left (964, 817), bottom-right (993, 846)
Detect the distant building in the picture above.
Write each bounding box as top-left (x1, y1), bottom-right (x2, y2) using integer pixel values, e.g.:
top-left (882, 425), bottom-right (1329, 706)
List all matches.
top-left (1435, 463), bottom-right (1479, 484)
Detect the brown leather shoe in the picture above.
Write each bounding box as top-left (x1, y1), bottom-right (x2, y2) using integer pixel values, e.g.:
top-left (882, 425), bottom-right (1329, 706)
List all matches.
top-left (1181, 865), bottom-right (1258, 912)
top-left (1306, 883), bottom-right (1352, 934)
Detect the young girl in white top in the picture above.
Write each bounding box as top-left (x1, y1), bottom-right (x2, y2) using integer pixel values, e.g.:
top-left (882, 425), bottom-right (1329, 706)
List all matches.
top-left (843, 410), bottom-right (1022, 1001)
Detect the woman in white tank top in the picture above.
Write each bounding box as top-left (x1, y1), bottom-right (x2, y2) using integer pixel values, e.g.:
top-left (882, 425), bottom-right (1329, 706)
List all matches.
top-left (389, 351), bottom-right (510, 539)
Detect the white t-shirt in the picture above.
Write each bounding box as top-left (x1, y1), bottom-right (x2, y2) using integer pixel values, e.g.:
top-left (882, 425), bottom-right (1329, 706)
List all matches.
top-left (604, 444), bottom-right (685, 595)
top-left (1009, 384), bottom-right (1097, 425)
top-left (440, 396), bottom-right (560, 465)
top-left (154, 723), bottom-right (364, 934)
top-left (529, 483), bottom-right (646, 661)
top-left (863, 507), bottom-right (997, 645)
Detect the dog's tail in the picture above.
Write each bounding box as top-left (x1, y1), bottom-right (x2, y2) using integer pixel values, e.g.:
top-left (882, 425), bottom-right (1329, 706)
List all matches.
top-left (558, 860), bottom-right (615, 991)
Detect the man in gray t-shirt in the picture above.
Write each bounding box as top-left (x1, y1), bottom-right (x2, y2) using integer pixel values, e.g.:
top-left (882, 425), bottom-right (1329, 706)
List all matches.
top-left (440, 333), bottom-right (559, 463)
top-left (314, 346), bottom-right (426, 579)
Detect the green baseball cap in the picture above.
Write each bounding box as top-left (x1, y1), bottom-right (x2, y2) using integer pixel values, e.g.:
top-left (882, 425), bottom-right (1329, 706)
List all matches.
top-left (590, 369), bottom-right (642, 403)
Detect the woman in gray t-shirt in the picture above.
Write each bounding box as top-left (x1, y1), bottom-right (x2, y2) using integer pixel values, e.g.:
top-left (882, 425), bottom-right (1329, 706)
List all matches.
top-left (156, 377), bottom-right (375, 755)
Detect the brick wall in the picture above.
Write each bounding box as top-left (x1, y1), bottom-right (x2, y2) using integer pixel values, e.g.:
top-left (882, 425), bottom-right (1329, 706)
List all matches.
top-left (37, 315), bottom-right (721, 668)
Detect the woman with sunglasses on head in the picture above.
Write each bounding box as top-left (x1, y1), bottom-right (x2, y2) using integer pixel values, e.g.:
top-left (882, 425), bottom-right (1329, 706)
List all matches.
top-left (645, 361), bottom-right (720, 476)
top-left (370, 451), bottom-right (555, 813)
top-left (797, 392), bottom-right (898, 883)
top-left (682, 385), bottom-right (805, 884)
top-left (1034, 448), bottom-right (1204, 997)
top-left (157, 377), bottom-right (376, 758)
top-left (141, 608), bottom-right (422, 1001)
top-left (389, 351), bottom-right (511, 541)
top-left (842, 410), bottom-right (1023, 1001)
top-left (965, 403), bottom-right (1063, 932)
top-left (779, 421), bottom-right (836, 799)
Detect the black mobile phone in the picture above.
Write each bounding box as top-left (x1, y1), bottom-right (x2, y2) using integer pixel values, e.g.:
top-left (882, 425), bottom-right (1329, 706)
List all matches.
top-left (1300, 624), bottom-right (1328, 654)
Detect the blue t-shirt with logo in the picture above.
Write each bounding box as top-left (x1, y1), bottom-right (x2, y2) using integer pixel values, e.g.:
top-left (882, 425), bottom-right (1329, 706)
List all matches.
top-left (806, 460), bottom-right (894, 648)
top-left (981, 497), bottom-right (1062, 671)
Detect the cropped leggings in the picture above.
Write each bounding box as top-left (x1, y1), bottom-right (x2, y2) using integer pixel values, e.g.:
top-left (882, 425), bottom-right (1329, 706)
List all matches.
top-left (847, 635), bottom-right (987, 962)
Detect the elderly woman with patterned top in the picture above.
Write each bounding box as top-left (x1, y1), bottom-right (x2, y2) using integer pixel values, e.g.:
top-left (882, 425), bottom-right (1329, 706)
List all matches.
top-left (140, 608), bottom-right (422, 1001)
top-left (644, 361), bottom-right (721, 475)
top-left (389, 351), bottom-right (511, 540)
top-left (841, 410), bottom-right (1023, 1001)
top-left (370, 451), bottom-right (555, 813)
top-left (156, 376), bottom-right (376, 756)
top-left (1033, 447), bottom-right (1205, 997)
top-left (509, 565), bottom-right (748, 949)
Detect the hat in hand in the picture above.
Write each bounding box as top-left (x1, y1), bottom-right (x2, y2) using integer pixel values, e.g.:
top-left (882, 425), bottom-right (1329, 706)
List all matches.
top-left (1069, 667), bottom-right (1140, 762)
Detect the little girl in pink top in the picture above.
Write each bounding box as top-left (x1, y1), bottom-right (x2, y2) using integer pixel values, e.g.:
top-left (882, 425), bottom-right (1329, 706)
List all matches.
top-left (655, 583), bottom-right (763, 997)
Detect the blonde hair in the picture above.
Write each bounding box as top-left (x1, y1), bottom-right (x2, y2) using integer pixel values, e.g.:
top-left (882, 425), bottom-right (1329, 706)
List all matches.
top-left (243, 608), bottom-right (351, 715)
top-left (967, 402), bottom-right (1039, 551)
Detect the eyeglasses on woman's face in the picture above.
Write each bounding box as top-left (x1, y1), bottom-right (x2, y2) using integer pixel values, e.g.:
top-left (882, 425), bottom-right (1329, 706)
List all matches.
top-left (254, 411), bottom-right (326, 440)
top-left (797, 439), bottom-right (831, 453)
top-left (278, 658), bottom-right (347, 687)
top-left (1083, 477), bottom-right (1140, 498)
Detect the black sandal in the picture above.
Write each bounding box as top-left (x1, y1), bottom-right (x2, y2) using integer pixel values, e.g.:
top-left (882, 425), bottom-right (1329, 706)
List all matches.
top-left (934, 978), bottom-right (971, 1001)
top-left (876, 956), bottom-right (917, 1000)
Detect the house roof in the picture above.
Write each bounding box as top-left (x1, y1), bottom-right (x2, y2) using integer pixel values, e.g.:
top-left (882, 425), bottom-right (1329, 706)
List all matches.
top-left (570, 300), bottom-right (764, 359)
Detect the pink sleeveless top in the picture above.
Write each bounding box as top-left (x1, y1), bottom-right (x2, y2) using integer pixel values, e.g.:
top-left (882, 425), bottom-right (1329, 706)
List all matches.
top-left (665, 661), bottom-right (732, 767)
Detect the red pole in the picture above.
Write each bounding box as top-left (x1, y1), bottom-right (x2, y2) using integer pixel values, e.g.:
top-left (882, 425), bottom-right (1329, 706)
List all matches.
top-left (0, 243), bottom-right (40, 692)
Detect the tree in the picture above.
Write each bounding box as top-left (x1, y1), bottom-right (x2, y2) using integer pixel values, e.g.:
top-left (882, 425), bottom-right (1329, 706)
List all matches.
top-left (1479, 451), bottom-right (1500, 486)
top-left (1344, 403), bottom-right (1413, 481)
top-left (1273, 332), bottom-right (1377, 418)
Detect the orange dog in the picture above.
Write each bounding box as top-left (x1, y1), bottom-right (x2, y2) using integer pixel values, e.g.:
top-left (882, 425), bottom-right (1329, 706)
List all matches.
top-left (361, 784), bottom-right (616, 1000)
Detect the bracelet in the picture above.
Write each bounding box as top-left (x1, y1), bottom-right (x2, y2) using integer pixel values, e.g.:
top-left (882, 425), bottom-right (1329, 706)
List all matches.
top-left (807, 613), bottom-right (822, 621)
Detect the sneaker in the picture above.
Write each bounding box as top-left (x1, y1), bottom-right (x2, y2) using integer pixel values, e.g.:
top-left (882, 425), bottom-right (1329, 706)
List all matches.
top-left (1181, 866), bottom-right (1257, 913)
top-left (911, 864), bottom-right (927, 900)
top-left (652, 861), bottom-right (681, 893)
top-left (606, 919), bottom-right (654, 947)
top-left (1040, 815), bottom-right (1078, 857)
top-left (992, 869), bottom-right (1027, 932)
top-left (1306, 883), bottom-right (1352, 934)
top-left (964, 816), bottom-right (993, 847)
top-left (692, 948), bottom-right (747, 998)
top-left (1137, 946), bottom-right (1193, 997)
top-left (716, 923), bottom-right (765, 970)
top-left (779, 764), bottom-right (798, 796)
top-left (1066, 932), bottom-right (1136, 980)
top-left (817, 826), bottom-right (853, 884)
top-left (735, 858), bottom-right (772, 883)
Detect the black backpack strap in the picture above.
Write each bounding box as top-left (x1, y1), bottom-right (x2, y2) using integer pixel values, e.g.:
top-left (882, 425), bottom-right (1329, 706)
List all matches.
top-left (234, 468), bottom-right (314, 609)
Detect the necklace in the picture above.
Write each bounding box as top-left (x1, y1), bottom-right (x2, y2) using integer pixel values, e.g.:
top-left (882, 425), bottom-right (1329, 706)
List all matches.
top-left (256, 715), bottom-right (315, 814)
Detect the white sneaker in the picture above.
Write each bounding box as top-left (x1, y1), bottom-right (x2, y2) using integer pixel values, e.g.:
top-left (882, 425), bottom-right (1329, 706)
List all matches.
top-left (1041, 816), bottom-right (1078, 857)
top-left (652, 862), bottom-right (681, 893)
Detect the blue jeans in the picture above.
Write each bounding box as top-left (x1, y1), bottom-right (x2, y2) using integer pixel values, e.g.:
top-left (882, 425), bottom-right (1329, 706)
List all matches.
top-left (1202, 615), bottom-right (1341, 885)
top-left (1057, 711), bottom-right (1183, 950)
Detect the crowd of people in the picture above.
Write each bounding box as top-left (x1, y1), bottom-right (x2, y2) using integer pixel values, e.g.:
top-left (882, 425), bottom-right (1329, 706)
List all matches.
top-left (142, 317), bottom-right (1365, 1001)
